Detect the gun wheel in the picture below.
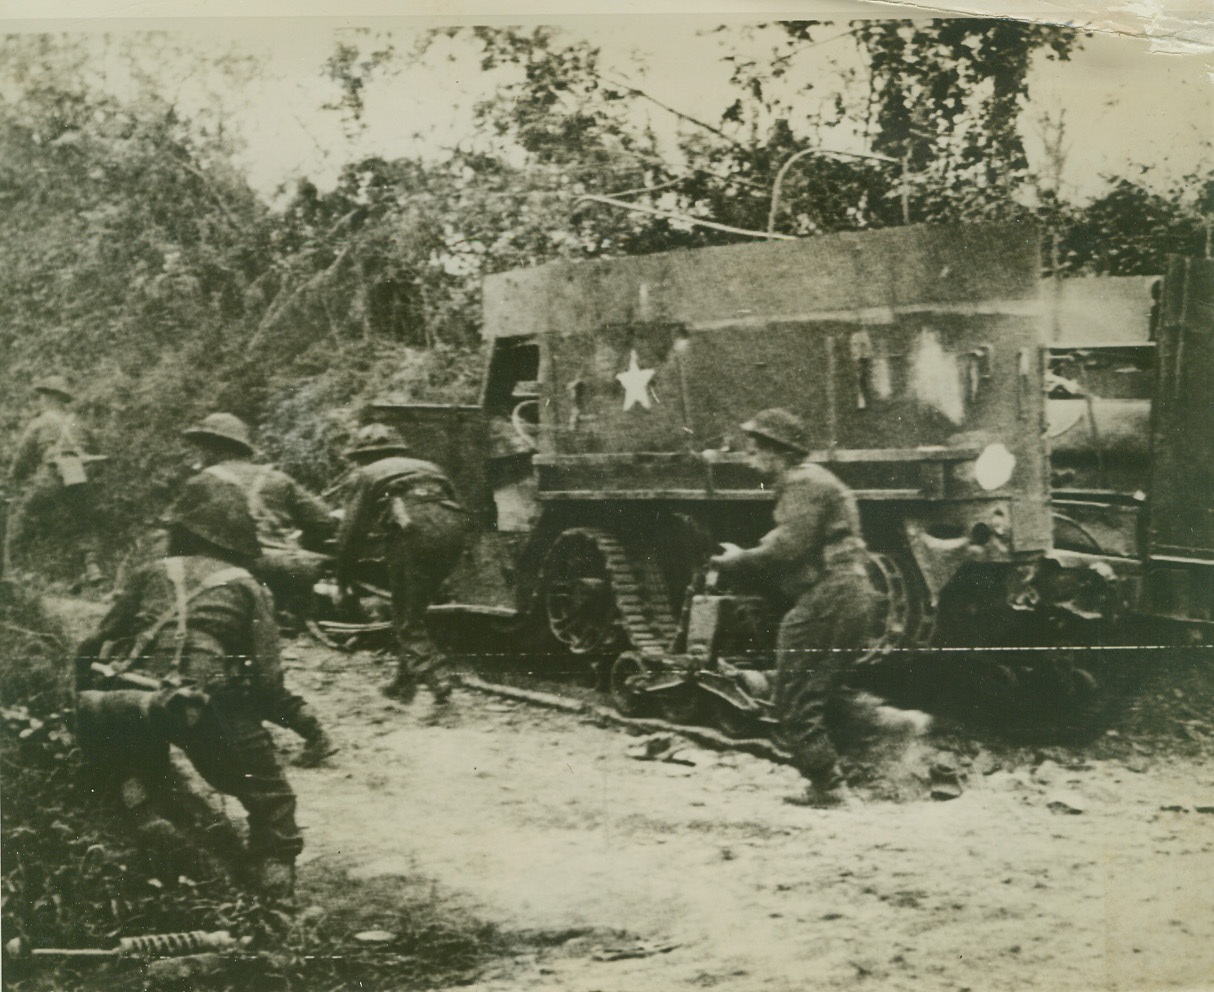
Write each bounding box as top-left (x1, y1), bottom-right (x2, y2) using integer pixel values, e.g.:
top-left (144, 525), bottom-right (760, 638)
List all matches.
top-left (610, 652), bottom-right (653, 717)
top-left (862, 550), bottom-right (936, 658)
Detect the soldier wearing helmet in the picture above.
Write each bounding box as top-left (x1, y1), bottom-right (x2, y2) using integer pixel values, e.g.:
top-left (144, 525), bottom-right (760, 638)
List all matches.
top-left (75, 473), bottom-right (331, 898)
top-left (182, 413), bottom-right (335, 628)
top-left (3, 375), bottom-right (105, 586)
top-left (710, 407), bottom-right (877, 807)
top-left (335, 423), bottom-right (470, 703)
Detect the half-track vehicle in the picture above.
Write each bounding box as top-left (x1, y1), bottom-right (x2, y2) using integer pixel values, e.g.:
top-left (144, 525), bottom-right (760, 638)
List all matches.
top-left (379, 221), bottom-right (1129, 729)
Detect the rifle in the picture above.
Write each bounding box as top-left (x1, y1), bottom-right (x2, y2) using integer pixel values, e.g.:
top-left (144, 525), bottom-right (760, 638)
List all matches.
top-left (87, 661), bottom-right (164, 692)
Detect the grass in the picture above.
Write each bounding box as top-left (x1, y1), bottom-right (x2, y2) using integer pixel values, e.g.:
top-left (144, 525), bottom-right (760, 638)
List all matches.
top-left (0, 583), bottom-right (515, 991)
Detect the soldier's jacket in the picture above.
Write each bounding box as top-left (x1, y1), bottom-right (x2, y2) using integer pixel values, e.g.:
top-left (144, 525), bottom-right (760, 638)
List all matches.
top-left (730, 461), bottom-right (865, 599)
top-left (203, 460), bottom-right (334, 551)
top-left (86, 555), bottom-right (302, 725)
top-left (7, 409), bottom-right (90, 487)
top-left (334, 456), bottom-right (462, 577)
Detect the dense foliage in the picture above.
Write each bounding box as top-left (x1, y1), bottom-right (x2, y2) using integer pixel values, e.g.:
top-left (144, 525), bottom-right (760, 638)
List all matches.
top-left (0, 23), bottom-right (1209, 574)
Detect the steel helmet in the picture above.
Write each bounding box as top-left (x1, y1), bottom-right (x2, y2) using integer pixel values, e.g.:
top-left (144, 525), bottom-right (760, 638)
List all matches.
top-left (346, 423), bottom-right (410, 460)
top-left (740, 408), bottom-right (809, 456)
top-left (165, 473), bottom-right (260, 559)
top-left (33, 375), bottom-right (74, 402)
top-left (182, 413), bottom-right (254, 456)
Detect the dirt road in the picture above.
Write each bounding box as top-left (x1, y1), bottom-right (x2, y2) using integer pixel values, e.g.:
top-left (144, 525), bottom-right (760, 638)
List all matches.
top-left (266, 642), bottom-right (1214, 992)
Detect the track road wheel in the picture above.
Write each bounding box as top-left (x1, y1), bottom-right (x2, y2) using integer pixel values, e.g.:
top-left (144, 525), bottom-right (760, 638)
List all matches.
top-left (861, 550), bottom-right (935, 659)
top-left (610, 652), bottom-right (653, 718)
top-left (541, 530), bottom-right (622, 658)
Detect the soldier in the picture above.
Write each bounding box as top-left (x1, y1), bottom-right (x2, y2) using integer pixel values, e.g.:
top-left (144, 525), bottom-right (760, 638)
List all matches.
top-left (335, 423), bottom-right (470, 703)
top-left (709, 408), bottom-right (877, 807)
top-left (3, 375), bottom-right (103, 586)
top-left (75, 474), bottom-right (333, 898)
top-left (182, 413), bottom-right (335, 625)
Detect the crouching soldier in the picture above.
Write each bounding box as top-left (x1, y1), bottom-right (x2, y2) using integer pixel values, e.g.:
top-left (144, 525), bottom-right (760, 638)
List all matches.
top-left (75, 474), bottom-right (334, 898)
top-left (335, 424), bottom-right (470, 703)
top-left (182, 413), bottom-right (335, 627)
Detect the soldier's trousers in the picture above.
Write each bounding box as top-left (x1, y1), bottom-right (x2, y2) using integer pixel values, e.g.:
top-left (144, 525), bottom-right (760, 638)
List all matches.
top-left (3, 477), bottom-right (98, 577)
top-left (78, 690), bottom-right (302, 860)
top-left (773, 558), bottom-right (876, 787)
top-left (386, 503), bottom-right (469, 693)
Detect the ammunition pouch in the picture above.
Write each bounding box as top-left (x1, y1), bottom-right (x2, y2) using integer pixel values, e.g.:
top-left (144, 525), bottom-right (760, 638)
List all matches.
top-left (75, 689), bottom-right (168, 760)
top-left (76, 680), bottom-right (212, 760)
top-left (51, 453), bottom-right (88, 488)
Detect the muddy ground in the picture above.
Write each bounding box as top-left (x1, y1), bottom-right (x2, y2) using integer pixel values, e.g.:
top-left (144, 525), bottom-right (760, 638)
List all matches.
top-left (241, 635), bottom-right (1214, 992)
top-left (31, 593), bottom-right (1214, 991)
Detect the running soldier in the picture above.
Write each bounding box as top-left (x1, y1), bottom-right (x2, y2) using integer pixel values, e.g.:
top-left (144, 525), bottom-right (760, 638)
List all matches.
top-left (182, 413), bottom-right (334, 625)
top-left (335, 423), bottom-right (470, 703)
top-left (710, 408), bottom-right (878, 807)
top-left (3, 375), bottom-right (103, 586)
top-left (75, 475), bottom-right (334, 897)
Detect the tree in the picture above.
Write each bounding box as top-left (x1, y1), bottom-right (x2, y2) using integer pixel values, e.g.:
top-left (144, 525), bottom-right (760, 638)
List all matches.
top-left (0, 35), bottom-right (279, 567)
top-left (1059, 170), bottom-right (1214, 275)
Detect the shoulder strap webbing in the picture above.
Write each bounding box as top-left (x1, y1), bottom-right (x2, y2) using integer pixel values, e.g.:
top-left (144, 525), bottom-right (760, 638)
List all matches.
top-left (50, 415), bottom-right (82, 458)
top-left (110, 560), bottom-right (251, 674)
top-left (168, 556), bottom-right (190, 671)
top-left (246, 466), bottom-right (274, 524)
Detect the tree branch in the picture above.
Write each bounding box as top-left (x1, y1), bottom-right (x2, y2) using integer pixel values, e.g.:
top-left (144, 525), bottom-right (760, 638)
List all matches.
top-left (600, 73), bottom-right (750, 152)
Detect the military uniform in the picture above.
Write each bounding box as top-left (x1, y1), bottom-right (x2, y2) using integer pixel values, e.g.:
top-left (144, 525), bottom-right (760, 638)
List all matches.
top-left (202, 460), bottom-right (334, 615)
top-left (3, 379), bottom-right (100, 580)
top-left (714, 411), bottom-right (877, 795)
top-left (336, 429), bottom-right (469, 700)
top-left (78, 554), bottom-right (305, 863)
top-left (182, 413), bottom-right (334, 620)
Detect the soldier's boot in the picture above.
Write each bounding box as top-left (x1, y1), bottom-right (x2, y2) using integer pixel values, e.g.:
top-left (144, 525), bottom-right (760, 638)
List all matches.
top-left (382, 671), bottom-right (418, 704)
top-left (286, 705), bottom-right (338, 768)
top-left (401, 639), bottom-right (453, 704)
top-left (252, 856), bottom-right (296, 901)
top-left (294, 728), bottom-right (337, 768)
top-left (784, 764), bottom-right (856, 808)
top-left (426, 671), bottom-right (454, 705)
top-left (383, 646), bottom-right (426, 703)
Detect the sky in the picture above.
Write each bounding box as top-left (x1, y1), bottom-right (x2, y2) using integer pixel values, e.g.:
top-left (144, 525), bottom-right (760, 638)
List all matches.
top-left (1, 9), bottom-right (1210, 207)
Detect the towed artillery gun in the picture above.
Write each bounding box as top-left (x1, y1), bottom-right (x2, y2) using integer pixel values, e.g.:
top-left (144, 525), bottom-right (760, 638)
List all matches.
top-left (377, 224), bottom-right (1212, 731)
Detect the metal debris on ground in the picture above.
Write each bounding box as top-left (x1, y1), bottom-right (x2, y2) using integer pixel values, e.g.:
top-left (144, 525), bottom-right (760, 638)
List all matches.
top-left (1045, 791), bottom-right (1086, 815)
top-left (352, 930), bottom-right (397, 944)
top-left (625, 734), bottom-right (720, 767)
top-left (592, 941), bottom-right (681, 962)
top-left (929, 762), bottom-right (964, 801)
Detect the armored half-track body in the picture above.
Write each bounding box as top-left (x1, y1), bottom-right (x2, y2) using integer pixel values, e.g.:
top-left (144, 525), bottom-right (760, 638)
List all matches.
top-left (1047, 260), bottom-right (1213, 646)
top-left (379, 223), bottom-right (1212, 732)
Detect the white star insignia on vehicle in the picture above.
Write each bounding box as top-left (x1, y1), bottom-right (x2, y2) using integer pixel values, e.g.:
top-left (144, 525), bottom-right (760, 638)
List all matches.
top-left (615, 350), bottom-right (656, 411)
